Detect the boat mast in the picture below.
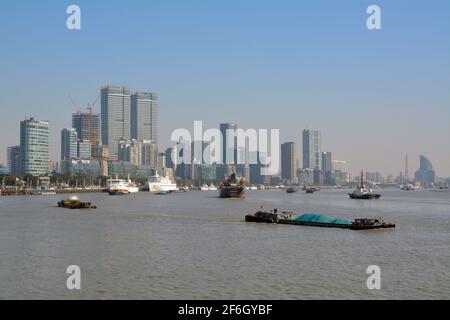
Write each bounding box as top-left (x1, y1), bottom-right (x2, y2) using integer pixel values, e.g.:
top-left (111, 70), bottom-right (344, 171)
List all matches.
top-left (360, 170), bottom-right (364, 188)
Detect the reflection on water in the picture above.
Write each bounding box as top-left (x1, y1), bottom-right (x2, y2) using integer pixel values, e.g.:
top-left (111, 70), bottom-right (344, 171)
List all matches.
top-left (0, 189), bottom-right (449, 299)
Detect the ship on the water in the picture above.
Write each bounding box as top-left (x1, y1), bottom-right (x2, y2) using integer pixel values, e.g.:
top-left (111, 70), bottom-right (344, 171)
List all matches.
top-left (106, 178), bottom-right (130, 195)
top-left (349, 170), bottom-right (381, 199)
top-left (219, 172), bottom-right (246, 198)
top-left (245, 209), bottom-right (395, 230)
top-left (147, 173), bottom-right (177, 192)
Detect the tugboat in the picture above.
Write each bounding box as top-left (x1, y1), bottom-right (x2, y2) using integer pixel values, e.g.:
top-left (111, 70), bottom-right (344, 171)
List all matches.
top-left (58, 196), bottom-right (97, 209)
top-left (303, 185), bottom-right (318, 194)
top-left (349, 170), bottom-right (381, 200)
top-left (219, 171), bottom-right (246, 199)
top-left (286, 187), bottom-right (298, 194)
top-left (348, 218), bottom-right (395, 230)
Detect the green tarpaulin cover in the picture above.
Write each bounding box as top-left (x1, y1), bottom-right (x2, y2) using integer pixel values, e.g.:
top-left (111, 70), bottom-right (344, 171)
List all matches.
top-left (295, 213), bottom-right (352, 225)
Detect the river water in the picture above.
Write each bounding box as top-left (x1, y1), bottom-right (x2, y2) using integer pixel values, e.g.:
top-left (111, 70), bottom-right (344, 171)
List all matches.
top-left (0, 189), bottom-right (449, 299)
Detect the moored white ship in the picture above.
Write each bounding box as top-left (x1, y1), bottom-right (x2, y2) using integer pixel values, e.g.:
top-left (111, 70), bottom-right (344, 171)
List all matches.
top-left (147, 173), bottom-right (177, 192)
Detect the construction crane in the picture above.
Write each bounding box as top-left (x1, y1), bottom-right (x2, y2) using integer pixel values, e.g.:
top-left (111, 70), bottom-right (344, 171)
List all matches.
top-left (87, 94), bottom-right (100, 113)
top-left (68, 94), bottom-right (82, 113)
top-left (69, 93), bottom-right (100, 113)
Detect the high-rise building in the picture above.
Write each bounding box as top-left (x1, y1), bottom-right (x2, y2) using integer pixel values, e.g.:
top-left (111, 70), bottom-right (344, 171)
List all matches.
top-left (331, 160), bottom-right (349, 173)
top-left (281, 142), bottom-right (298, 182)
top-left (321, 151), bottom-right (332, 173)
top-left (131, 92), bottom-right (158, 146)
top-left (20, 117), bottom-right (49, 176)
top-left (415, 155), bottom-right (435, 187)
top-left (331, 160), bottom-right (351, 184)
top-left (157, 152), bottom-right (165, 170)
top-left (72, 111), bottom-right (100, 145)
top-left (140, 140), bottom-right (157, 168)
top-left (7, 145), bottom-right (21, 176)
top-left (77, 140), bottom-right (92, 159)
top-left (118, 139), bottom-right (142, 166)
top-left (302, 129), bottom-right (321, 170)
top-left (61, 128), bottom-right (78, 160)
top-left (101, 85), bottom-right (132, 160)
top-left (220, 123), bottom-right (238, 165)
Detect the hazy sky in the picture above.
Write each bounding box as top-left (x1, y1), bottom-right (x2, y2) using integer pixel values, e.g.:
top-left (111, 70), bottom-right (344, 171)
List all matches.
top-left (0, 0), bottom-right (449, 177)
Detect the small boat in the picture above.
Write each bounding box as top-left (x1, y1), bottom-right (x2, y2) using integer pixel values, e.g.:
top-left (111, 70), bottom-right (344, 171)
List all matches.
top-left (400, 184), bottom-right (415, 191)
top-left (200, 184), bottom-right (209, 191)
top-left (58, 196), bottom-right (96, 209)
top-left (305, 188), bottom-right (316, 194)
top-left (349, 170), bottom-right (381, 199)
top-left (208, 184), bottom-right (218, 191)
top-left (286, 187), bottom-right (298, 194)
top-left (219, 171), bottom-right (246, 199)
top-left (155, 190), bottom-right (170, 195)
top-left (303, 185), bottom-right (318, 193)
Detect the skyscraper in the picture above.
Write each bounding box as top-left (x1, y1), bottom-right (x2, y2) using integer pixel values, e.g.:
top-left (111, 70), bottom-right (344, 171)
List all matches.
top-left (131, 92), bottom-right (158, 145)
top-left (321, 151), bottom-right (332, 173)
top-left (281, 142), bottom-right (298, 182)
top-left (61, 128), bottom-right (78, 160)
top-left (415, 155), bottom-right (435, 187)
top-left (72, 111), bottom-right (100, 145)
top-left (302, 129), bottom-right (321, 170)
top-left (101, 85), bottom-right (132, 160)
top-left (220, 123), bottom-right (238, 165)
top-left (7, 145), bottom-right (21, 176)
top-left (20, 117), bottom-right (49, 176)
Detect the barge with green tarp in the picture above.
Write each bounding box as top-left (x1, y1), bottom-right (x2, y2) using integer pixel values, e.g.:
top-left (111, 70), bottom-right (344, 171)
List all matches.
top-left (245, 210), bottom-right (395, 230)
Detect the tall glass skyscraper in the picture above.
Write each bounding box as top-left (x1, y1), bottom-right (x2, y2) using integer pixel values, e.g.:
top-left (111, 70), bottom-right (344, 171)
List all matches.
top-left (101, 85), bottom-right (132, 160)
top-left (220, 123), bottom-right (238, 165)
top-left (7, 145), bottom-right (21, 176)
top-left (302, 129), bottom-right (321, 170)
top-left (131, 92), bottom-right (158, 145)
top-left (61, 128), bottom-right (78, 160)
top-left (20, 117), bottom-right (49, 176)
top-left (415, 155), bottom-right (436, 187)
top-left (281, 142), bottom-right (298, 182)
top-left (321, 151), bottom-right (332, 173)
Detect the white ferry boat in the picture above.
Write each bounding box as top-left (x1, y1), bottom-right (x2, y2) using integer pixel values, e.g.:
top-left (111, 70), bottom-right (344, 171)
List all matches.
top-left (208, 184), bottom-right (218, 191)
top-left (147, 173), bottom-right (177, 192)
top-left (106, 179), bottom-right (130, 195)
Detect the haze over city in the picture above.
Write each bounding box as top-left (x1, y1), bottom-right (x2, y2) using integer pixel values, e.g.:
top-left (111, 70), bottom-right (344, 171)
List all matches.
top-left (1, 0), bottom-right (449, 177)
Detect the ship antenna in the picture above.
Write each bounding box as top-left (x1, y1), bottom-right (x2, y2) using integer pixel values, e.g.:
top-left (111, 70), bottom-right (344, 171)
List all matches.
top-left (360, 170), bottom-right (364, 188)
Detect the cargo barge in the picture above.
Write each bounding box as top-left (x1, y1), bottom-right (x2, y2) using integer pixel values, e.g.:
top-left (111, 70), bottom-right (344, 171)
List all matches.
top-left (245, 210), bottom-right (395, 230)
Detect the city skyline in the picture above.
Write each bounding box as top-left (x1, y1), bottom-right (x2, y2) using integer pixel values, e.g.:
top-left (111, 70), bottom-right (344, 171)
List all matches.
top-left (0, 1), bottom-right (449, 176)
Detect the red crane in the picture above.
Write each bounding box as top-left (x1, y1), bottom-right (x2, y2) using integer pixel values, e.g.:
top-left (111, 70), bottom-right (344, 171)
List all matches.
top-left (87, 94), bottom-right (100, 113)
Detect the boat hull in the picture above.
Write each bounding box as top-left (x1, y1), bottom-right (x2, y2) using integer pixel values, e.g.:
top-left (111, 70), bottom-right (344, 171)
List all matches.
top-left (348, 193), bottom-right (381, 199)
top-left (58, 200), bottom-right (96, 209)
top-left (108, 190), bottom-right (130, 195)
top-left (219, 186), bottom-right (246, 198)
